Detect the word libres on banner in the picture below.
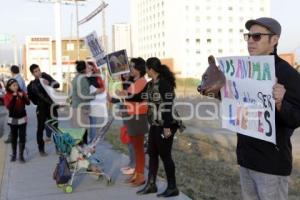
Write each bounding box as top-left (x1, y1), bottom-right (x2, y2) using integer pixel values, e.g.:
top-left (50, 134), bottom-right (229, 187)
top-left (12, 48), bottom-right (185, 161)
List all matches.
top-left (217, 56), bottom-right (276, 144)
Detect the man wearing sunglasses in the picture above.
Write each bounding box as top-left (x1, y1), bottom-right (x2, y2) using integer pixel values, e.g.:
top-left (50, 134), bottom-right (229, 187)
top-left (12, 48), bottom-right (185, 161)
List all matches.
top-left (236, 17), bottom-right (300, 200)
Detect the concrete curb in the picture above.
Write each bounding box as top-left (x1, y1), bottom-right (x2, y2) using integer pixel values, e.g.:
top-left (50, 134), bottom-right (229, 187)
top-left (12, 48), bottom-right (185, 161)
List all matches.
top-left (0, 142), bottom-right (9, 200)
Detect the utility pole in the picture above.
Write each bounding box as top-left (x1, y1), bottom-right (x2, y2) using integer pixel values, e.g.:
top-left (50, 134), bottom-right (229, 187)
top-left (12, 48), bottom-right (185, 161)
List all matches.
top-left (75, 0), bottom-right (80, 59)
top-left (76, 0), bottom-right (108, 53)
top-left (54, 0), bottom-right (63, 85)
top-left (102, 0), bottom-right (107, 53)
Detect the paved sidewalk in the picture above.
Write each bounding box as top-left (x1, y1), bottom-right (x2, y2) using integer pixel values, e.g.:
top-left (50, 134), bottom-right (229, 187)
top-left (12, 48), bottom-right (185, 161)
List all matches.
top-left (0, 137), bottom-right (7, 195)
top-left (0, 117), bottom-right (9, 195)
top-left (0, 106), bottom-right (190, 200)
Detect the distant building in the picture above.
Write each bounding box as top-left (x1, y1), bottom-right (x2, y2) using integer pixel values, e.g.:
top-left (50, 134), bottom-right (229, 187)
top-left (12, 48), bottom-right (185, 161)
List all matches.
top-left (24, 36), bottom-right (52, 80)
top-left (131, 0), bottom-right (271, 77)
top-left (23, 36), bottom-right (91, 80)
top-left (112, 23), bottom-right (132, 57)
top-left (52, 39), bottom-right (91, 67)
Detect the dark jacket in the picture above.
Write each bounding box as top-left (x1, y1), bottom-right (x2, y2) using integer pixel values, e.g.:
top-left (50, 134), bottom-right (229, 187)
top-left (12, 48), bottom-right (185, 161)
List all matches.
top-left (147, 75), bottom-right (175, 128)
top-left (0, 83), bottom-right (4, 106)
top-left (27, 72), bottom-right (59, 109)
top-left (4, 91), bottom-right (30, 118)
top-left (88, 75), bottom-right (105, 90)
top-left (237, 54), bottom-right (300, 176)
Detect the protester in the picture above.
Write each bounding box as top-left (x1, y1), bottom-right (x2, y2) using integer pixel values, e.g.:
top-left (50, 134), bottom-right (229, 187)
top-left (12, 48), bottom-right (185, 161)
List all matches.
top-left (71, 60), bottom-right (102, 144)
top-left (4, 79), bottom-right (30, 163)
top-left (115, 57), bottom-right (149, 187)
top-left (27, 64), bottom-right (60, 156)
top-left (201, 17), bottom-right (300, 200)
top-left (86, 61), bottom-right (108, 143)
top-left (11, 65), bottom-right (27, 92)
top-left (137, 57), bottom-right (179, 197)
top-left (4, 65), bottom-right (27, 144)
top-left (0, 79), bottom-right (6, 139)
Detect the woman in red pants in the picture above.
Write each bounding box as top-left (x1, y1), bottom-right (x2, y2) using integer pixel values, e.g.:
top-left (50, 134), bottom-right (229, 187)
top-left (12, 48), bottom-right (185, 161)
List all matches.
top-left (116, 57), bottom-right (148, 187)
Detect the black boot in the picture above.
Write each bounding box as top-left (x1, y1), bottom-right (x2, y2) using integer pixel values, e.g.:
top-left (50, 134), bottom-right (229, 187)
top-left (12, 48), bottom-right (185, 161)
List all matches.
top-left (39, 145), bottom-right (48, 157)
top-left (19, 143), bottom-right (26, 163)
top-left (137, 175), bottom-right (157, 195)
top-left (5, 133), bottom-right (12, 144)
top-left (157, 181), bottom-right (179, 198)
top-left (10, 142), bottom-right (17, 162)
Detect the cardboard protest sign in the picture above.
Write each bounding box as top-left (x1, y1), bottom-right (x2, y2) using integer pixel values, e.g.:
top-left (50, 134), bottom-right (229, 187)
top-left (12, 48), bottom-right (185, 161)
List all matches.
top-left (84, 31), bottom-right (106, 67)
top-left (217, 56), bottom-right (276, 144)
top-left (106, 49), bottom-right (130, 77)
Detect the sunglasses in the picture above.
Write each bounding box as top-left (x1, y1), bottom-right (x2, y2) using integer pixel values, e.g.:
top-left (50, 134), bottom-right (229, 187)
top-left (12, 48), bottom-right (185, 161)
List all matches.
top-left (243, 33), bottom-right (275, 42)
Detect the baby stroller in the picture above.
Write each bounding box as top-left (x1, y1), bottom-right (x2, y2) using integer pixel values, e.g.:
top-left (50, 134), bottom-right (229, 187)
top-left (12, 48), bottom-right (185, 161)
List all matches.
top-left (45, 118), bottom-right (114, 193)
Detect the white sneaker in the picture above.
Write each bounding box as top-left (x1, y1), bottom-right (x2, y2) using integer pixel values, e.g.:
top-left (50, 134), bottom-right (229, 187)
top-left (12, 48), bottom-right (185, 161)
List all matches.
top-left (122, 168), bottom-right (135, 175)
top-left (120, 166), bottom-right (130, 171)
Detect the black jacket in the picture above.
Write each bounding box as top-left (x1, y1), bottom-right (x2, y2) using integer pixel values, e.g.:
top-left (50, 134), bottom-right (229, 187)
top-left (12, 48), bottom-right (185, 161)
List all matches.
top-left (237, 54), bottom-right (300, 176)
top-left (27, 72), bottom-right (60, 109)
top-left (147, 75), bottom-right (175, 128)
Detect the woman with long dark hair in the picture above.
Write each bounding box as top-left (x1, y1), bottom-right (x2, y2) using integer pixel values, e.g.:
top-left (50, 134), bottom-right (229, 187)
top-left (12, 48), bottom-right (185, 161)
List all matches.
top-left (137, 57), bottom-right (179, 197)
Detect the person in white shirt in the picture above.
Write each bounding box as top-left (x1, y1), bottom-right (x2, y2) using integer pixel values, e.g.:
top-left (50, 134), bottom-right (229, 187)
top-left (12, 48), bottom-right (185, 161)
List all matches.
top-left (86, 61), bottom-right (108, 143)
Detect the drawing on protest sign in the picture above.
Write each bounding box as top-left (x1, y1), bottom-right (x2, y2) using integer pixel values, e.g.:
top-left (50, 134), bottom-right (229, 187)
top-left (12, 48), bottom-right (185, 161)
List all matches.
top-left (217, 56), bottom-right (276, 144)
top-left (84, 31), bottom-right (106, 67)
top-left (106, 49), bottom-right (130, 77)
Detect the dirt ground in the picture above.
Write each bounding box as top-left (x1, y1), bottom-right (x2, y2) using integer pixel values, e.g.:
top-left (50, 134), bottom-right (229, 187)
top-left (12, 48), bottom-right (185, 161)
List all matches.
top-left (106, 96), bottom-right (300, 200)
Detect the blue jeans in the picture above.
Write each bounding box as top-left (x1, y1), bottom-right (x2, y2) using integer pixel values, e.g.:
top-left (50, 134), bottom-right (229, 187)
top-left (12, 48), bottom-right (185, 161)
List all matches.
top-left (128, 142), bottom-right (135, 168)
top-left (45, 125), bottom-right (52, 138)
top-left (89, 116), bottom-right (106, 143)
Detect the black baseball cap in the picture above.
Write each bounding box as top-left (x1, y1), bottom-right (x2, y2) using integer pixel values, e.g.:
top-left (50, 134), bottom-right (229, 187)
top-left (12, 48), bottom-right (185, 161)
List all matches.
top-left (245, 17), bottom-right (281, 36)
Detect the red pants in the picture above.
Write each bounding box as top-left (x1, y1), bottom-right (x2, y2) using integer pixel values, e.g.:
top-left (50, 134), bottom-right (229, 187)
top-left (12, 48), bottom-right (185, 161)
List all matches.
top-left (130, 135), bottom-right (145, 174)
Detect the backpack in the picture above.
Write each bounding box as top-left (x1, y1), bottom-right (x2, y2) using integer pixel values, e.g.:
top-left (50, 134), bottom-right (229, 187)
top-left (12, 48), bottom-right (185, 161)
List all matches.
top-left (53, 156), bottom-right (72, 184)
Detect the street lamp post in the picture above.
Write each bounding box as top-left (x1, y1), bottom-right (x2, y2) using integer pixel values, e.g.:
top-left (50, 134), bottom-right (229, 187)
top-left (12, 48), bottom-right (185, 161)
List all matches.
top-left (76, 0), bottom-right (80, 60)
top-left (54, 1), bottom-right (63, 85)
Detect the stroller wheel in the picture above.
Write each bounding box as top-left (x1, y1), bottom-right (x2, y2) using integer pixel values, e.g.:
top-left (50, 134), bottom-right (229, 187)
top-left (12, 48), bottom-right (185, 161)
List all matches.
top-left (97, 175), bottom-right (104, 182)
top-left (64, 185), bottom-right (73, 193)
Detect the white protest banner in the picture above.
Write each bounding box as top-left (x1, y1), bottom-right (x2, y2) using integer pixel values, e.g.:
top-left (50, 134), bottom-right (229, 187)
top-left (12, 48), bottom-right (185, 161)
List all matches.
top-left (217, 56), bottom-right (276, 144)
top-left (84, 31), bottom-right (106, 67)
top-left (39, 78), bottom-right (67, 105)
